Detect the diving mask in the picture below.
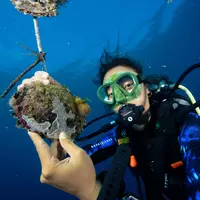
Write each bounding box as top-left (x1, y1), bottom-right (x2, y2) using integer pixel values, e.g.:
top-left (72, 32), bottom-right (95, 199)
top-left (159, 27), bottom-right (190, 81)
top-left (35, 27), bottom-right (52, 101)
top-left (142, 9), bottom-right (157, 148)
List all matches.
top-left (97, 72), bottom-right (143, 108)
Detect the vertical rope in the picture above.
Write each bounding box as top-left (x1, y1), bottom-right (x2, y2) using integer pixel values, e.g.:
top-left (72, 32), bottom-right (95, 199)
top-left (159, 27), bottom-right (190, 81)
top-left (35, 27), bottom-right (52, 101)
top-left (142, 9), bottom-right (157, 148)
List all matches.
top-left (33, 16), bottom-right (48, 72)
top-left (33, 16), bottom-right (43, 52)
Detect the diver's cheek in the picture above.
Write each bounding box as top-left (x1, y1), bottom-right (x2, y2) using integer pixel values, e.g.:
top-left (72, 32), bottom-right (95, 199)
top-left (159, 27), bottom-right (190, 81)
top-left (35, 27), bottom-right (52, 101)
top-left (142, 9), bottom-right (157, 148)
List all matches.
top-left (113, 106), bottom-right (120, 113)
top-left (128, 96), bottom-right (145, 107)
top-left (129, 87), bottom-right (146, 107)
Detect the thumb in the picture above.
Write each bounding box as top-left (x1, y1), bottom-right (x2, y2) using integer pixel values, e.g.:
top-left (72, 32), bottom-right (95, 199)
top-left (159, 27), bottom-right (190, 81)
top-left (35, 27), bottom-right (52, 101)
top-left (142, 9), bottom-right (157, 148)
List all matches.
top-left (59, 132), bottom-right (80, 156)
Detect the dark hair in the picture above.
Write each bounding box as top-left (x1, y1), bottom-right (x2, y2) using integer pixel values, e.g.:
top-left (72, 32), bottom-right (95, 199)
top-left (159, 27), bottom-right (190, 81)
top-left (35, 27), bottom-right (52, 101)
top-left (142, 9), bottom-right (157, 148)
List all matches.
top-left (93, 50), bottom-right (143, 86)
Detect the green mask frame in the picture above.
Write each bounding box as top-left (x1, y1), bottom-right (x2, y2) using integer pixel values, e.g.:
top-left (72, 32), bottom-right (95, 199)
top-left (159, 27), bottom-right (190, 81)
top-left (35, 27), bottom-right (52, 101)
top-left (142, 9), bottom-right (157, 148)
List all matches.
top-left (97, 71), bottom-right (143, 109)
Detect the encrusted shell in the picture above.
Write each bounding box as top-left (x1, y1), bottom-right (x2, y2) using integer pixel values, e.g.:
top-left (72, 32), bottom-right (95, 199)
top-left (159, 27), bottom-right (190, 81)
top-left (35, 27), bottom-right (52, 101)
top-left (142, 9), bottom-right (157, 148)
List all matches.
top-left (10, 0), bottom-right (68, 17)
top-left (9, 82), bottom-right (90, 140)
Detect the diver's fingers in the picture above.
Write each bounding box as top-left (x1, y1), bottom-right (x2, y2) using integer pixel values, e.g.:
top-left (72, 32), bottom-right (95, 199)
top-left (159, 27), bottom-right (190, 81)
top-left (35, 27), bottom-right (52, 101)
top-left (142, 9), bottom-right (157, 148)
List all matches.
top-left (57, 141), bottom-right (67, 160)
top-left (49, 140), bottom-right (65, 160)
top-left (49, 141), bottom-right (66, 163)
top-left (40, 174), bottom-right (62, 188)
top-left (28, 131), bottom-right (54, 168)
top-left (59, 132), bottom-right (83, 158)
top-left (50, 140), bottom-right (59, 158)
top-left (40, 174), bottom-right (49, 184)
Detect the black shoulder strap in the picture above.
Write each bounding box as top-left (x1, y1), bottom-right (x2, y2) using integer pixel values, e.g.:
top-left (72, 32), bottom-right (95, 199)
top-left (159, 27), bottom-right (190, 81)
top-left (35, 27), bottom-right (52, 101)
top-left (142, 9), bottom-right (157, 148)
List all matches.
top-left (147, 97), bottom-right (185, 190)
top-left (97, 143), bottom-right (131, 200)
top-left (156, 99), bottom-right (182, 163)
top-left (97, 126), bottom-right (132, 200)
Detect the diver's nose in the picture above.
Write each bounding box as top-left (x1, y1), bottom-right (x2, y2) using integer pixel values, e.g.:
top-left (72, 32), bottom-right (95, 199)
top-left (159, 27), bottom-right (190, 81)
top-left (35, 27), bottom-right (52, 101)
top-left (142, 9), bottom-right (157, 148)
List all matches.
top-left (113, 86), bottom-right (127, 104)
top-left (115, 94), bottom-right (127, 104)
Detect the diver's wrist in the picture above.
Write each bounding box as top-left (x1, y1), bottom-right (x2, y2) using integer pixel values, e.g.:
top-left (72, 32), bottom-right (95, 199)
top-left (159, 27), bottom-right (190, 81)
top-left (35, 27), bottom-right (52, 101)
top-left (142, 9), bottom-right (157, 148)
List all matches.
top-left (78, 181), bottom-right (101, 200)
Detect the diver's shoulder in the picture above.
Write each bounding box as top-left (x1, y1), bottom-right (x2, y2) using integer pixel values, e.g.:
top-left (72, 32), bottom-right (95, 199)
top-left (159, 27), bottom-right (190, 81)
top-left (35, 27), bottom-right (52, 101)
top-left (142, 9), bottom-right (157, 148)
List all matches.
top-left (180, 112), bottom-right (200, 129)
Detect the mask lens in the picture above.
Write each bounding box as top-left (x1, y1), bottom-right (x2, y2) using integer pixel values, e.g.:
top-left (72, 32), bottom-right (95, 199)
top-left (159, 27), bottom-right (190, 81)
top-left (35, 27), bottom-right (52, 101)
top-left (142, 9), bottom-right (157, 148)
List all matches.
top-left (117, 75), bottom-right (136, 93)
top-left (98, 85), bottom-right (114, 104)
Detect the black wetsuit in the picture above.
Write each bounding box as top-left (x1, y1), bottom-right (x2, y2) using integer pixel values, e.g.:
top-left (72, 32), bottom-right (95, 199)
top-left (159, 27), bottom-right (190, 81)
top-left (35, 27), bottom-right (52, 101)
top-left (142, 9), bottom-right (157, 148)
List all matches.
top-left (82, 112), bottom-right (200, 199)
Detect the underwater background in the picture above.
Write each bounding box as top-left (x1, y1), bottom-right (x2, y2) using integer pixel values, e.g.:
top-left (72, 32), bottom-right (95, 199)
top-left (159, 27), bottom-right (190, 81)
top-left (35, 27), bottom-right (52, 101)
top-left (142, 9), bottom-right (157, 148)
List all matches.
top-left (0, 0), bottom-right (200, 199)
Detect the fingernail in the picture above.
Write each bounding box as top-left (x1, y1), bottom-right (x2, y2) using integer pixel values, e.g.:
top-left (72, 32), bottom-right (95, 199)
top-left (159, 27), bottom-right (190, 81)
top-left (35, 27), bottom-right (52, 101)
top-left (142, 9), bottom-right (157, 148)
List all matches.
top-left (28, 131), bottom-right (33, 138)
top-left (59, 132), bottom-right (68, 139)
top-left (28, 130), bottom-right (37, 136)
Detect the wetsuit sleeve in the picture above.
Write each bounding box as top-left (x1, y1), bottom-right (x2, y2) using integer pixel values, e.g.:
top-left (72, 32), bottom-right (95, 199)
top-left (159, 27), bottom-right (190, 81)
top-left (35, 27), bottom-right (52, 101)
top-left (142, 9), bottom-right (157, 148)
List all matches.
top-left (178, 112), bottom-right (200, 193)
top-left (81, 127), bottom-right (118, 165)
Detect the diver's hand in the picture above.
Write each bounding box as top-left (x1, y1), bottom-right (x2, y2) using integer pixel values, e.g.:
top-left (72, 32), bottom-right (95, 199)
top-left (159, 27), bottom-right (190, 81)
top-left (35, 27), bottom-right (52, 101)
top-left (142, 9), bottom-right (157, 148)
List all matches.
top-left (28, 131), bottom-right (101, 200)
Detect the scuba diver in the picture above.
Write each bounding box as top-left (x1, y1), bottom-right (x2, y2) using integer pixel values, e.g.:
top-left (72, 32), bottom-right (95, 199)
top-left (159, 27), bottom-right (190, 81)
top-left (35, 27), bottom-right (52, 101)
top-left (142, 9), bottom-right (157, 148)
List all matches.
top-left (76, 51), bottom-right (200, 200)
top-left (19, 50), bottom-right (200, 200)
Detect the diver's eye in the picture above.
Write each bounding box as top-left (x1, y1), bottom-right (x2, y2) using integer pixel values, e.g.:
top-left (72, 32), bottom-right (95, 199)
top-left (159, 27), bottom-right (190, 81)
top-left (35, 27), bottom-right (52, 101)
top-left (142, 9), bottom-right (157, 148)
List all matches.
top-left (118, 75), bottom-right (135, 93)
top-left (122, 80), bottom-right (135, 93)
top-left (106, 86), bottom-right (113, 101)
top-left (124, 82), bottom-right (134, 90)
top-left (108, 93), bottom-right (113, 100)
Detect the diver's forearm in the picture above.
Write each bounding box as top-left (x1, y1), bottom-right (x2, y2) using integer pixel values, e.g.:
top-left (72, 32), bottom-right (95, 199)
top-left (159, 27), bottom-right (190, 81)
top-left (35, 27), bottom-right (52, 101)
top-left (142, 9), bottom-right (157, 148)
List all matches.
top-left (79, 181), bottom-right (101, 200)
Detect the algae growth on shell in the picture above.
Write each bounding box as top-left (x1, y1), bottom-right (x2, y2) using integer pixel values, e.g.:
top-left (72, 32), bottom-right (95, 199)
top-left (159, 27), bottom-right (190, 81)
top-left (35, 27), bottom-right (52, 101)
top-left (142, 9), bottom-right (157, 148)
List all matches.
top-left (9, 80), bottom-right (90, 140)
top-left (10, 0), bottom-right (68, 17)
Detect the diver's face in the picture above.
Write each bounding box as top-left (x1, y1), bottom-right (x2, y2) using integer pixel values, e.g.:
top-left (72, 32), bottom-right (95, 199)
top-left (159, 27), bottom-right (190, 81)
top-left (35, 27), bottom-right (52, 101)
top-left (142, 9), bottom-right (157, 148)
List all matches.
top-left (103, 66), bottom-right (151, 130)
